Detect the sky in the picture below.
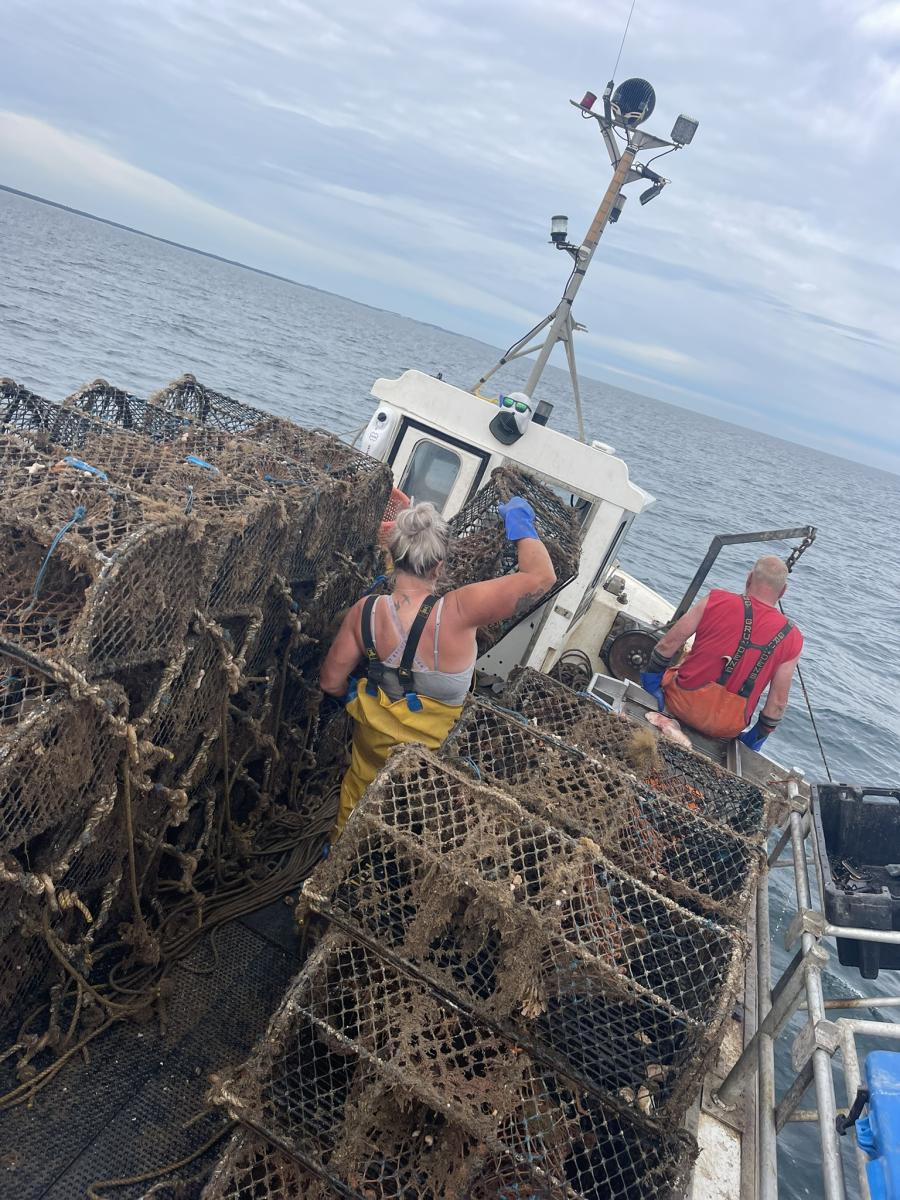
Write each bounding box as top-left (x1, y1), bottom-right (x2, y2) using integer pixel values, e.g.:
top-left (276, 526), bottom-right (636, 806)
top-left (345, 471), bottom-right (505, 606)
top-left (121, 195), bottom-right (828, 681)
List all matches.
top-left (1, 0), bottom-right (899, 472)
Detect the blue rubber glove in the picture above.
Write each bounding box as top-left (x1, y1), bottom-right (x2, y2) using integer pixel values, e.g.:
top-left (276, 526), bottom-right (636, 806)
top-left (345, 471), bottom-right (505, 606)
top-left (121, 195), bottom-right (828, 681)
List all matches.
top-left (498, 496), bottom-right (539, 541)
top-left (639, 670), bottom-right (665, 712)
top-left (739, 714), bottom-right (778, 752)
top-left (341, 676), bottom-right (359, 706)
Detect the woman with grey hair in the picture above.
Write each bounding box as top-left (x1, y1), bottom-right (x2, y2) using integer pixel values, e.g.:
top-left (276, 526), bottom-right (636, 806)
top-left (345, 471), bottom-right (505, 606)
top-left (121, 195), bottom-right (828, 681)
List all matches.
top-left (321, 496), bottom-right (555, 835)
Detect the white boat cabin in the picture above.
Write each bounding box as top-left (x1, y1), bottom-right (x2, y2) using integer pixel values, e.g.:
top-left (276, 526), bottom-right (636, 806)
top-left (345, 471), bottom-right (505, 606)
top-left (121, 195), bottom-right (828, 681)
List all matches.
top-left (360, 370), bottom-right (670, 680)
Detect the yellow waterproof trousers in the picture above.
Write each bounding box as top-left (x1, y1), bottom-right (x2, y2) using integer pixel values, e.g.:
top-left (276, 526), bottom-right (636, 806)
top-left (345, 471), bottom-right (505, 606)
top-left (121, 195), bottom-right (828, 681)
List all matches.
top-left (334, 679), bottom-right (463, 838)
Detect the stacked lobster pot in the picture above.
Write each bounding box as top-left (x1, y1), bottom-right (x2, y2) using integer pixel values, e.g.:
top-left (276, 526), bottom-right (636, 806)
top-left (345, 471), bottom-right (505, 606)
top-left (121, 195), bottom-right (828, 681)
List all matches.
top-left (201, 472), bottom-right (764, 1199)
top-left (501, 667), bottom-right (769, 842)
top-left (207, 723), bottom-right (754, 1198)
top-left (0, 375), bottom-right (391, 1041)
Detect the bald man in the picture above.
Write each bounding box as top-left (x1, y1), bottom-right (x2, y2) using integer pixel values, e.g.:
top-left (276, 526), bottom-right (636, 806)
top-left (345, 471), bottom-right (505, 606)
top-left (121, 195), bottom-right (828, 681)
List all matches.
top-left (640, 556), bottom-right (804, 751)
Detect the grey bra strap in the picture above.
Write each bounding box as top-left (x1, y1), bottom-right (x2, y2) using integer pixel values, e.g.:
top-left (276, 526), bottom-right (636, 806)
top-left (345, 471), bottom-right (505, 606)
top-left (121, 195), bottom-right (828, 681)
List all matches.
top-left (433, 596), bottom-right (446, 671)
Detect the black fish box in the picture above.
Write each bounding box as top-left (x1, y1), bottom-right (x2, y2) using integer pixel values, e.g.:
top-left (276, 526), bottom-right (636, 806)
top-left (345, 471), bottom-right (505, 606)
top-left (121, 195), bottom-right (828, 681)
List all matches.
top-left (812, 783), bottom-right (900, 979)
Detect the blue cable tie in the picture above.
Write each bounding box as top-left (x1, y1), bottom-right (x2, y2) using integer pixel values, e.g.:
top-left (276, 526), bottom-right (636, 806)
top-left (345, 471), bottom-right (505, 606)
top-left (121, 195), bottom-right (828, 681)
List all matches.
top-left (463, 757), bottom-right (481, 781)
top-left (32, 504), bottom-right (87, 602)
top-left (363, 574), bottom-right (388, 596)
top-left (184, 454), bottom-right (219, 473)
top-left (61, 456), bottom-right (108, 483)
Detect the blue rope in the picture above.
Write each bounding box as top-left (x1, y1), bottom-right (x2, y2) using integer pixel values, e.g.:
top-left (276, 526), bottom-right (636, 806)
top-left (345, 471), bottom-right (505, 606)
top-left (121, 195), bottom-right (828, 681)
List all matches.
top-left (486, 701), bottom-right (531, 727)
top-left (576, 689), bottom-right (614, 711)
top-left (61, 456), bottom-right (108, 483)
top-left (184, 454), bottom-right (218, 473)
top-left (31, 505), bottom-right (87, 602)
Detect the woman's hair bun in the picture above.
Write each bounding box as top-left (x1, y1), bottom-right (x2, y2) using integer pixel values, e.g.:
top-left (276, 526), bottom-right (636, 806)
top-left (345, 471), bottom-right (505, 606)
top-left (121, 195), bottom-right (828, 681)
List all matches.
top-left (389, 502), bottom-right (449, 577)
top-left (395, 503), bottom-right (436, 537)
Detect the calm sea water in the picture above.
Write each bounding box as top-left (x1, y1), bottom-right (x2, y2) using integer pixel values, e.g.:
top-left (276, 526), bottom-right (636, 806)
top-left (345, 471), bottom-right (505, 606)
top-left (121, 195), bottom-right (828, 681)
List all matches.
top-left (2, 188), bottom-right (899, 1195)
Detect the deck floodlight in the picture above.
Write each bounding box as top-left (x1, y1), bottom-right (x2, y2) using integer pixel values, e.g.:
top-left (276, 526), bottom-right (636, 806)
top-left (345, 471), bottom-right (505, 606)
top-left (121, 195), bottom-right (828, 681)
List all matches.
top-left (610, 78), bottom-right (656, 127)
top-left (550, 215), bottom-right (569, 244)
top-left (671, 114), bottom-right (699, 145)
top-left (639, 183), bottom-right (663, 206)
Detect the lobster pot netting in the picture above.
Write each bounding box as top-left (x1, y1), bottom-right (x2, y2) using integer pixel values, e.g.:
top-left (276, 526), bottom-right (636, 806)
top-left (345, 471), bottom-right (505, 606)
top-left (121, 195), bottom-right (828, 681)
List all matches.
top-left (440, 466), bottom-right (581, 654)
top-left (443, 701), bottom-right (759, 923)
top-left (301, 748), bottom-right (744, 1119)
top-left (294, 545), bottom-right (382, 648)
top-left (1, 390), bottom-right (289, 621)
top-left (66, 382), bottom-right (343, 589)
top-left (0, 642), bottom-right (124, 856)
top-left (0, 720), bottom-right (128, 1032)
top-left (7, 390), bottom-right (296, 614)
top-left (0, 436), bottom-right (207, 672)
top-left (150, 375), bottom-right (393, 575)
top-left (202, 1131), bottom-right (327, 1200)
top-left (214, 929), bottom-right (697, 1200)
top-left (142, 624), bottom-right (237, 789)
top-left (65, 379), bottom-right (194, 441)
top-left (59, 427), bottom-right (291, 620)
top-left (503, 668), bottom-right (768, 840)
top-left (150, 373), bottom-right (269, 435)
top-left (0, 379), bottom-right (108, 450)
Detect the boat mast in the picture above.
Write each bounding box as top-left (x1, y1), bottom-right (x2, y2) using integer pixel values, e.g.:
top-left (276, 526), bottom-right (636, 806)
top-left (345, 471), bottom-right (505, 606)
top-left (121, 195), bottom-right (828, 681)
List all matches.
top-left (472, 81), bottom-right (698, 443)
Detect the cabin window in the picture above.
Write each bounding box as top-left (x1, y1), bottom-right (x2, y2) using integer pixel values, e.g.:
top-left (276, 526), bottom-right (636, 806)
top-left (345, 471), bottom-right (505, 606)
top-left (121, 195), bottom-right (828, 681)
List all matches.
top-left (399, 440), bottom-right (461, 512)
top-left (543, 483), bottom-right (592, 526)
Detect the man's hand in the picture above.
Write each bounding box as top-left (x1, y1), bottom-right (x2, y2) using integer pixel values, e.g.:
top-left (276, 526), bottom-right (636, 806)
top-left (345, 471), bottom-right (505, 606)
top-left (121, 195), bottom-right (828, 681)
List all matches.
top-left (739, 714), bottom-right (778, 752)
top-left (639, 670), bottom-right (665, 711)
top-left (498, 496), bottom-right (539, 541)
top-left (639, 647), bottom-right (674, 712)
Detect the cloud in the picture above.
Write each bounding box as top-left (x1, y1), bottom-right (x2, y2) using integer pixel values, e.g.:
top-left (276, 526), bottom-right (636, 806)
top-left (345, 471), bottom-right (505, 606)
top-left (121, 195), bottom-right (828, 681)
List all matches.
top-left (0, 0), bottom-right (898, 472)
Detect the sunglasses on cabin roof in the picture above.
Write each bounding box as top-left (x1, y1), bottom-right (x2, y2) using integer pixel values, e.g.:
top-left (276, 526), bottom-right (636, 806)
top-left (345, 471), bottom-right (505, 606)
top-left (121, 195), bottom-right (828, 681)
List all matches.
top-left (499, 396), bottom-right (530, 413)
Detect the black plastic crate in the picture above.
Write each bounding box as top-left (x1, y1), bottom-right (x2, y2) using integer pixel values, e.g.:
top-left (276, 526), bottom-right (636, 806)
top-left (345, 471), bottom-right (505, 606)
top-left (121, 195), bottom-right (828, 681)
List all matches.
top-left (812, 783), bottom-right (900, 979)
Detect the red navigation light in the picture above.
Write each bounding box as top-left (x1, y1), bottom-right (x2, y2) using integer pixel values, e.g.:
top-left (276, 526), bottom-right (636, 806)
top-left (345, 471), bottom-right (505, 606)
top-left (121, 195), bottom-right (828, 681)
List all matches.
top-left (579, 91), bottom-right (597, 110)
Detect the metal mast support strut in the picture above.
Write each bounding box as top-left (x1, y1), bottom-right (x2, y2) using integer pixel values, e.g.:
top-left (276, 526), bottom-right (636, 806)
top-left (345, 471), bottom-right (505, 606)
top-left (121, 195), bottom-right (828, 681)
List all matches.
top-left (521, 143), bottom-right (637, 407)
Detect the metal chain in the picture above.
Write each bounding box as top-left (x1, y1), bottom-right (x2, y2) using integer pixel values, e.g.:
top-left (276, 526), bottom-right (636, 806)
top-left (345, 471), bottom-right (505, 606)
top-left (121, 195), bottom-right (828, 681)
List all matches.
top-left (786, 528), bottom-right (817, 573)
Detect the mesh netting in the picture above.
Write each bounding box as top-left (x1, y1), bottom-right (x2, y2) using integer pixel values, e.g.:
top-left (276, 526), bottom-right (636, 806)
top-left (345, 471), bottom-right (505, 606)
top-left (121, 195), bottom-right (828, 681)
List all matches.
top-left (0, 434), bottom-right (207, 672)
top-left (65, 382), bottom-right (344, 589)
top-left (443, 700), bottom-right (759, 923)
top-left (66, 379), bottom-right (195, 441)
top-left (2, 390), bottom-right (291, 620)
top-left (0, 640), bottom-right (125, 856)
top-left (0, 658), bottom-right (127, 1033)
top-left (1, 378), bottom-right (106, 449)
top-left (214, 928), bottom-right (697, 1199)
top-left (202, 1130), bottom-right (326, 1200)
top-left (150, 373), bottom-right (270, 434)
top-left (440, 466), bottom-right (581, 653)
top-left (301, 747), bottom-right (744, 1118)
top-left (503, 668), bottom-right (768, 839)
top-left (0, 374), bottom-right (387, 1052)
top-left (250, 418), bottom-right (393, 577)
top-left (144, 376), bottom-right (392, 578)
top-left (143, 625), bottom-right (236, 786)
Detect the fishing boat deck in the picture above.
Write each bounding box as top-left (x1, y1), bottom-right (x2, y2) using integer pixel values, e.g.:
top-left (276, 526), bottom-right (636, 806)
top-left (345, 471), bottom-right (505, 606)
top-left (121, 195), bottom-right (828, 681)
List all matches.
top-left (1, 907), bottom-right (299, 1199)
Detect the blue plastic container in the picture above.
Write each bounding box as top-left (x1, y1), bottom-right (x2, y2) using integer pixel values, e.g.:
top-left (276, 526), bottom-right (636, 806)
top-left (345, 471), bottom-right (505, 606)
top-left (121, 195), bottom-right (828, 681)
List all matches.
top-left (856, 1051), bottom-right (900, 1200)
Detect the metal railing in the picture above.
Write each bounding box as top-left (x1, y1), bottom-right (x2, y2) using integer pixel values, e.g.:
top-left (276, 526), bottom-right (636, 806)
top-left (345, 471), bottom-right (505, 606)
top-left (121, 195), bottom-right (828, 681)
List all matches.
top-left (711, 777), bottom-right (900, 1200)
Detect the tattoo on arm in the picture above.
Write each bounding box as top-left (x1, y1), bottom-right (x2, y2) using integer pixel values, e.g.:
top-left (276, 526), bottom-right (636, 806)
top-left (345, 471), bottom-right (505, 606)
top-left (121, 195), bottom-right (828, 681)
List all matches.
top-left (512, 590), bottom-right (545, 620)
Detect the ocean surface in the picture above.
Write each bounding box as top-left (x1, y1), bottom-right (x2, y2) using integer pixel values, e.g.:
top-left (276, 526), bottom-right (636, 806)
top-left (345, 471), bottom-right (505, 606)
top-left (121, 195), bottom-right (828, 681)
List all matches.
top-left (2, 187), bottom-right (899, 1196)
